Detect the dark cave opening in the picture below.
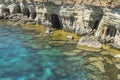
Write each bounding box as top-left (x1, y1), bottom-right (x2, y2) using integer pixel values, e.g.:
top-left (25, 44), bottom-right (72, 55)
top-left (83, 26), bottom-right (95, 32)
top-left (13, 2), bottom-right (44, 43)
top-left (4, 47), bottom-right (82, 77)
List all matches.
top-left (90, 20), bottom-right (100, 29)
top-left (106, 25), bottom-right (117, 37)
top-left (70, 16), bottom-right (75, 26)
top-left (13, 5), bottom-right (21, 14)
top-left (50, 14), bottom-right (62, 29)
top-left (22, 7), bottom-right (30, 17)
top-left (31, 12), bottom-right (36, 19)
top-left (2, 8), bottom-right (10, 14)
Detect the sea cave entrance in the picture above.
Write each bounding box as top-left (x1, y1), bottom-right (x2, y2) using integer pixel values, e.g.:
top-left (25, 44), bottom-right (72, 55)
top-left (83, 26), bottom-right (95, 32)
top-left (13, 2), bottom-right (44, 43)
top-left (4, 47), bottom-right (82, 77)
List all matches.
top-left (22, 7), bottom-right (30, 17)
top-left (13, 5), bottom-right (21, 14)
top-left (90, 20), bottom-right (100, 30)
top-left (50, 14), bottom-right (62, 29)
top-left (106, 25), bottom-right (117, 37)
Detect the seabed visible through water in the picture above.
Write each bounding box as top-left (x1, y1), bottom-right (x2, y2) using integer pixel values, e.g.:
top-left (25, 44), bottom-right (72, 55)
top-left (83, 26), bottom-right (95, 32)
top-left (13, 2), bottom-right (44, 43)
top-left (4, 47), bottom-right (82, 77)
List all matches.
top-left (0, 21), bottom-right (88, 80)
top-left (0, 21), bottom-right (119, 80)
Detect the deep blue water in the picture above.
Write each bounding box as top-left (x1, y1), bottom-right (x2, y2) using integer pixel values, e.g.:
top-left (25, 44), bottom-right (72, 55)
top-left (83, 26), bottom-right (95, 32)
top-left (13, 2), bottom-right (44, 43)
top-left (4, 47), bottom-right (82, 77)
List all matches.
top-left (0, 22), bottom-right (87, 80)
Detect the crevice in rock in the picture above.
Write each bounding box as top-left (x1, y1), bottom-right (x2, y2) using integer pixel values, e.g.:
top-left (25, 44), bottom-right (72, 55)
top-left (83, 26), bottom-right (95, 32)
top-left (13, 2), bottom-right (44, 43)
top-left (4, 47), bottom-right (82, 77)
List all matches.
top-left (70, 16), bottom-right (75, 26)
top-left (90, 20), bottom-right (100, 30)
top-left (31, 12), bottom-right (36, 19)
top-left (106, 25), bottom-right (117, 37)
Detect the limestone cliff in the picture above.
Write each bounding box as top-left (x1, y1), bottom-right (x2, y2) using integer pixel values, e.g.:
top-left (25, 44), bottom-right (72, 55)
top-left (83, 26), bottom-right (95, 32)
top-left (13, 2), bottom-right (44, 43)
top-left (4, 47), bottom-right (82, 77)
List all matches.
top-left (0, 0), bottom-right (120, 49)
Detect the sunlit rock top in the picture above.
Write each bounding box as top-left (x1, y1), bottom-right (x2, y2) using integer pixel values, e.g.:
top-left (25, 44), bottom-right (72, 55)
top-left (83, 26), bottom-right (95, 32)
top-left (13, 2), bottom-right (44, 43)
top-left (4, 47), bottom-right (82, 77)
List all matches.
top-left (0, 0), bottom-right (120, 8)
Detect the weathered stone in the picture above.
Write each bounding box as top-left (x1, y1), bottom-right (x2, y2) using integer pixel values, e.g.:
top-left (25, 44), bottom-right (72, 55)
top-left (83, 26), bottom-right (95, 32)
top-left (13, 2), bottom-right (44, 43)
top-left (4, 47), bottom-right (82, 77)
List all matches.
top-left (77, 36), bottom-right (102, 48)
top-left (112, 58), bottom-right (120, 63)
top-left (45, 28), bottom-right (51, 34)
top-left (114, 63), bottom-right (120, 69)
top-left (8, 3), bottom-right (21, 14)
top-left (0, 4), bottom-right (6, 14)
top-left (66, 34), bottom-right (73, 40)
top-left (72, 49), bottom-right (82, 53)
top-left (110, 31), bottom-right (120, 50)
top-left (117, 74), bottom-right (120, 80)
top-left (95, 9), bottom-right (120, 47)
top-left (103, 57), bottom-right (113, 64)
top-left (114, 54), bottom-right (120, 58)
top-left (34, 15), bottom-right (41, 24)
top-left (63, 52), bottom-right (78, 56)
top-left (100, 51), bottom-right (110, 55)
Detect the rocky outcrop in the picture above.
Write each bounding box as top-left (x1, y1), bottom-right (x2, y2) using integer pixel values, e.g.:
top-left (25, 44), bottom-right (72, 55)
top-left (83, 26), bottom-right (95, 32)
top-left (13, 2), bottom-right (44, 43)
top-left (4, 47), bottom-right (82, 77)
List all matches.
top-left (0, 0), bottom-right (120, 50)
top-left (95, 9), bottom-right (120, 49)
top-left (60, 4), bottom-right (103, 35)
top-left (77, 36), bottom-right (102, 49)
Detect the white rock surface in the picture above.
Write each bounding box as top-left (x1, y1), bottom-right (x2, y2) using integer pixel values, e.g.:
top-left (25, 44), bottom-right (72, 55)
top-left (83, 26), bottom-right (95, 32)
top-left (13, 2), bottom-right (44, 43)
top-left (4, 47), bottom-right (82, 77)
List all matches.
top-left (77, 36), bottom-right (101, 48)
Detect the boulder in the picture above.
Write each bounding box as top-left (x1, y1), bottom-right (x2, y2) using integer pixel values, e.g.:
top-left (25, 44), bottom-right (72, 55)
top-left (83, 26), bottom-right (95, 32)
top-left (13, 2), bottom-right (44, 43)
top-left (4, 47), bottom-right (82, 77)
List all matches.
top-left (77, 36), bottom-right (102, 49)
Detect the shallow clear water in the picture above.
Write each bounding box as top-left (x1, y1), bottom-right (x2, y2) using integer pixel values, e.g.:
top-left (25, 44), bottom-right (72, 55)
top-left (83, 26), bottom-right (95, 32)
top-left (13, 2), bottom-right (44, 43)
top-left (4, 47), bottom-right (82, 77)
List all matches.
top-left (0, 22), bottom-right (87, 80)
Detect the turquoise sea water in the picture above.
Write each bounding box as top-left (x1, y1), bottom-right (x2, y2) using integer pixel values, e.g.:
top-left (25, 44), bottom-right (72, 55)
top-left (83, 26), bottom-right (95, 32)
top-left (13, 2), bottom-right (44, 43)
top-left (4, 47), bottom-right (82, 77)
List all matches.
top-left (0, 22), bottom-right (87, 80)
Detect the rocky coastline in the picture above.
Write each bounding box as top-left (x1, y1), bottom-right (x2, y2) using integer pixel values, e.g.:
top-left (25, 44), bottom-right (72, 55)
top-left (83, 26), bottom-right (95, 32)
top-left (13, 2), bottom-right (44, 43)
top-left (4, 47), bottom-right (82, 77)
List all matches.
top-left (0, 0), bottom-right (120, 51)
top-left (0, 0), bottom-right (120, 80)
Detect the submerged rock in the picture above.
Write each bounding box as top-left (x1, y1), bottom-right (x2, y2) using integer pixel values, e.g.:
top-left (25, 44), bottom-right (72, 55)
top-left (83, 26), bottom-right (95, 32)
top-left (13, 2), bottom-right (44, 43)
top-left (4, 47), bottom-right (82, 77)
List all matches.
top-left (63, 52), bottom-right (78, 56)
top-left (90, 61), bottom-right (105, 73)
top-left (114, 63), bottom-right (120, 70)
top-left (110, 31), bottom-right (120, 50)
top-left (88, 57), bottom-right (104, 62)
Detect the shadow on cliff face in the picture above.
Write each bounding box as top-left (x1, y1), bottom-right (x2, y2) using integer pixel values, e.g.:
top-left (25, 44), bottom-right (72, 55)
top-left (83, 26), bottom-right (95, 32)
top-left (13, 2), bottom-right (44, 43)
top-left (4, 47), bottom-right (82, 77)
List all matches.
top-left (2, 8), bottom-right (10, 15)
top-left (106, 25), bottom-right (117, 37)
top-left (50, 14), bottom-right (62, 29)
top-left (90, 20), bottom-right (100, 30)
top-left (13, 5), bottom-right (21, 14)
top-left (22, 7), bottom-right (30, 17)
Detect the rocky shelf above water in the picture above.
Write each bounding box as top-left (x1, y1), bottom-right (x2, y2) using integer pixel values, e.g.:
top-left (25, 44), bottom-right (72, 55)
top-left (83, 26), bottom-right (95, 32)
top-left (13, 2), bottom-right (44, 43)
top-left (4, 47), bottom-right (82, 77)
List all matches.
top-left (0, 1), bottom-right (120, 50)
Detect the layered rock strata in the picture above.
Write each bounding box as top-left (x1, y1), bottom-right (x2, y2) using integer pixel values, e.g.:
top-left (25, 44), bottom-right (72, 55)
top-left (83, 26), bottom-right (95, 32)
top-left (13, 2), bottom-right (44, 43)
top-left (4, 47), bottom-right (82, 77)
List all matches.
top-left (0, 0), bottom-right (120, 49)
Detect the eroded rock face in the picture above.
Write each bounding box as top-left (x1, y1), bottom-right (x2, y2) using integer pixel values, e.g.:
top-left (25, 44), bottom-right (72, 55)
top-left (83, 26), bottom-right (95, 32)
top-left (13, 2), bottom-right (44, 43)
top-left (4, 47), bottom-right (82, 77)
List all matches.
top-left (8, 3), bottom-right (21, 14)
top-left (95, 9), bottom-right (120, 49)
top-left (60, 4), bottom-right (103, 35)
top-left (0, 1), bottom-right (120, 50)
